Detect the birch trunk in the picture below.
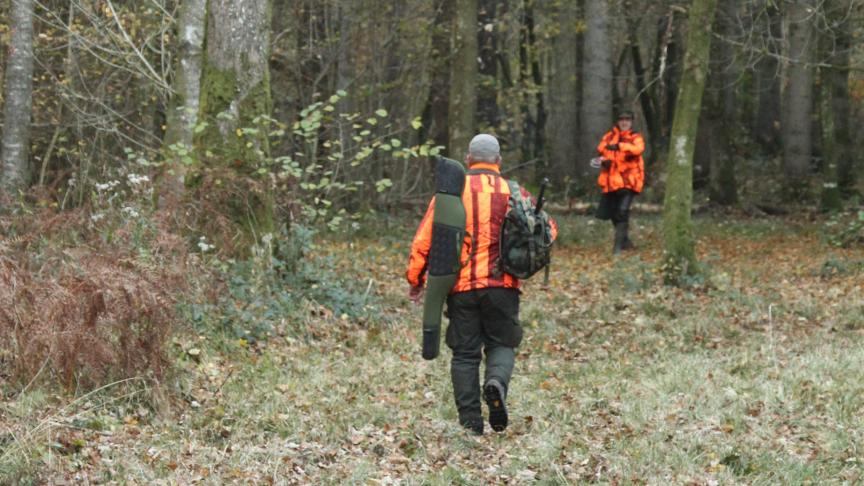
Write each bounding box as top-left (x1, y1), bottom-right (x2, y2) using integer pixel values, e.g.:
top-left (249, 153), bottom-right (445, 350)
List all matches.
top-left (162, 0), bottom-right (208, 205)
top-left (1, 0), bottom-right (36, 196)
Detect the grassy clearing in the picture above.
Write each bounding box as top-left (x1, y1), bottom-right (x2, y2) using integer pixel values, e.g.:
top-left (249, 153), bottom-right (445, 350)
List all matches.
top-left (2, 213), bottom-right (863, 484)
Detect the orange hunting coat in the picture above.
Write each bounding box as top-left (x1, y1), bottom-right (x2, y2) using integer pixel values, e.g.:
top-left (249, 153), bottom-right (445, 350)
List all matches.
top-left (597, 127), bottom-right (646, 194)
top-left (406, 162), bottom-right (558, 294)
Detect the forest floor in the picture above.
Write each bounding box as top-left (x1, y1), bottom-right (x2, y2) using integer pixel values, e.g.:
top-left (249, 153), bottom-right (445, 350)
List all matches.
top-left (2, 213), bottom-right (864, 485)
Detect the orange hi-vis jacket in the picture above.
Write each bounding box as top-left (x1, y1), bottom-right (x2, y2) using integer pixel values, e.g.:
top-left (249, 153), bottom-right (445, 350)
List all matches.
top-left (406, 162), bottom-right (558, 294)
top-left (597, 126), bottom-right (646, 194)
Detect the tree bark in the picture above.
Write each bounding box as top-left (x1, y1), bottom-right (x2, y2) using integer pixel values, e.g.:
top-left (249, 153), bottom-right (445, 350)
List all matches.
top-left (448, 0), bottom-right (478, 158)
top-left (580, 0), bottom-right (613, 187)
top-left (477, 0), bottom-right (500, 129)
top-left (1, 0), bottom-right (36, 197)
top-left (662, 0), bottom-right (718, 284)
top-left (707, 0), bottom-right (737, 205)
top-left (162, 0), bottom-right (208, 206)
top-left (827, 0), bottom-right (854, 196)
top-left (625, 1), bottom-right (659, 166)
top-left (819, 66), bottom-right (841, 212)
top-left (422, 0), bottom-right (454, 153)
top-left (517, 0), bottom-right (546, 181)
top-left (546, 0), bottom-right (579, 185)
top-left (781, 0), bottom-right (814, 198)
top-left (196, 0), bottom-right (274, 238)
top-left (754, 4), bottom-right (781, 150)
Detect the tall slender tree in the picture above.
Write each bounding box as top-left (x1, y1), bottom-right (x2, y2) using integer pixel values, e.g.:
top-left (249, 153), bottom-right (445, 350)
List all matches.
top-left (662, 0), bottom-right (718, 284)
top-left (477, 0), bottom-right (501, 129)
top-left (196, 0), bottom-right (274, 238)
top-left (707, 0), bottom-right (738, 205)
top-left (754, 3), bottom-right (782, 150)
top-left (827, 0), bottom-right (855, 196)
top-left (781, 0), bottom-right (814, 198)
top-left (1, 0), bottom-right (36, 197)
top-left (448, 0), bottom-right (478, 157)
top-left (581, 0), bottom-right (613, 188)
top-left (546, 0), bottom-right (580, 186)
top-left (819, 65), bottom-right (841, 212)
top-left (162, 0), bottom-right (208, 205)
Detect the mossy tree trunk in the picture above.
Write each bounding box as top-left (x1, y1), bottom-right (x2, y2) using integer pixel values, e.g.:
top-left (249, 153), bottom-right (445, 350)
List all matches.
top-left (196, 0), bottom-right (275, 242)
top-left (661, 0), bottom-right (718, 285)
top-left (162, 0), bottom-right (208, 207)
top-left (448, 0), bottom-right (478, 158)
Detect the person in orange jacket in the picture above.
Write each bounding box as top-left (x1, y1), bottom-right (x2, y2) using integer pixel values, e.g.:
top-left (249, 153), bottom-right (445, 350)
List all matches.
top-left (595, 110), bottom-right (645, 254)
top-left (406, 134), bottom-right (557, 435)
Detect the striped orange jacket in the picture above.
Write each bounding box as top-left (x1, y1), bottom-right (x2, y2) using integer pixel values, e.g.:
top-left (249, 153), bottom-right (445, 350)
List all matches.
top-left (406, 162), bottom-right (558, 294)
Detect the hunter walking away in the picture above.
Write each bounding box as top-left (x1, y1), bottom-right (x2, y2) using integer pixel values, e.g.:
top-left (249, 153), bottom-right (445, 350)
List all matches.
top-left (0, 0), bottom-right (862, 484)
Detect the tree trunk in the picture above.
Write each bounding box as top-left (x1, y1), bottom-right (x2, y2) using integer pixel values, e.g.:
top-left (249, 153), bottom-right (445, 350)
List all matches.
top-left (1, 0), bottom-right (36, 197)
top-left (580, 0), bottom-right (613, 188)
top-left (517, 0), bottom-right (546, 181)
top-left (422, 0), bottom-right (454, 153)
top-left (781, 0), bottom-right (814, 198)
top-left (707, 0), bottom-right (737, 205)
top-left (546, 0), bottom-right (579, 186)
top-left (196, 0), bottom-right (274, 239)
top-left (828, 1), bottom-right (854, 196)
top-left (662, 0), bottom-right (718, 284)
top-left (819, 67), bottom-right (841, 212)
top-left (477, 0), bottom-right (500, 130)
top-left (754, 4), bottom-right (781, 150)
top-left (162, 0), bottom-right (208, 206)
top-left (448, 0), bottom-right (478, 158)
top-left (625, 0), bottom-right (659, 167)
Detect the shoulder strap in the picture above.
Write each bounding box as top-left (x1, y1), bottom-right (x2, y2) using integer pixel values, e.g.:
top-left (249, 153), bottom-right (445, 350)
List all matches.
top-left (467, 168), bottom-right (501, 177)
top-left (506, 179), bottom-right (521, 200)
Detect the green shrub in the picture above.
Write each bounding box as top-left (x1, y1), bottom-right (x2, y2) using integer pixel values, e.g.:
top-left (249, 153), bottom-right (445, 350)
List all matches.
top-left (186, 224), bottom-right (378, 343)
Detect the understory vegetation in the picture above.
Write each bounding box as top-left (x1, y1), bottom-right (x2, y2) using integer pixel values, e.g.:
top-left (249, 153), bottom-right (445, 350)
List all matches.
top-left (1, 212), bottom-right (862, 485)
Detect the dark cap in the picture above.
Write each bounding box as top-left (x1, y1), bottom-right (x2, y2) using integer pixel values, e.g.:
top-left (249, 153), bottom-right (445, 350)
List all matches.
top-left (618, 110), bottom-right (635, 120)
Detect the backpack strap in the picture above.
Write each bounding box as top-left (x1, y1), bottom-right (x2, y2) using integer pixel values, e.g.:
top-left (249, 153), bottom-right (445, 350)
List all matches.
top-left (506, 179), bottom-right (521, 201)
top-left (467, 168), bottom-right (501, 177)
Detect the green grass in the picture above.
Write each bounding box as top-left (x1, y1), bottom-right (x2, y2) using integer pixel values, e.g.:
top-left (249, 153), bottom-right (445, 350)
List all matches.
top-left (2, 214), bottom-right (863, 484)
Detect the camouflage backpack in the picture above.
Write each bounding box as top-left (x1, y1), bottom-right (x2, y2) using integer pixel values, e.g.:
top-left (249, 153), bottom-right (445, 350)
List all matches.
top-left (498, 179), bottom-right (554, 280)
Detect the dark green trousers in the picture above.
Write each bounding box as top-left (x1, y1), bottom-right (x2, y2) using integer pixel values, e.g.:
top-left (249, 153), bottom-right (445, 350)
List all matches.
top-left (445, 288), bottom-right (522, 425)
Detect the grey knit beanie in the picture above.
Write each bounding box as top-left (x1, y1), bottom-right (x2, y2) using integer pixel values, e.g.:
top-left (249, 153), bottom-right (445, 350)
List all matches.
top-left (468, 134), bottom-right (501, 162)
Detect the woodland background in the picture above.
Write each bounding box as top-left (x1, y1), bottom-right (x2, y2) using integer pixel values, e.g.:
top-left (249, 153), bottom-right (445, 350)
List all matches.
top-left (1, 0), bottom-right (863, 484)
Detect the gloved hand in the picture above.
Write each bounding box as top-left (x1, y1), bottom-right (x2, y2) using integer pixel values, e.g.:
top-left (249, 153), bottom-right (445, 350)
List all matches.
top-left (408, 285), bottom-right (425, 304)
top-left (601, 159), bottom-right (612, 170)
top-left (605, 143), bottom-right (620, 151)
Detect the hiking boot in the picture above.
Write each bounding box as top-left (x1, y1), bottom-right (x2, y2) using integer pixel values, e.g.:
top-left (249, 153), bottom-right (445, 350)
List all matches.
top-left (483, 379), bottom-right (508, 432)
top-left (613, 221), bottom-right (630, 254)
top-left (459, 415), bottom-right (484, 435)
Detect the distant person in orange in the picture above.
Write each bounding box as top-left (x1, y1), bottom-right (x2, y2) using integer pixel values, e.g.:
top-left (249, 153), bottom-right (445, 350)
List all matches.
top-left (595, 110), bottom-right (645, 254)
top-left (406, 134), bottom-right (557, 435)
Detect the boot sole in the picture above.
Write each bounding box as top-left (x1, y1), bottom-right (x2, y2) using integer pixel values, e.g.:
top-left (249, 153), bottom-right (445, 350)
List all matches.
top-left (484, 383), bottom-right (508, 432)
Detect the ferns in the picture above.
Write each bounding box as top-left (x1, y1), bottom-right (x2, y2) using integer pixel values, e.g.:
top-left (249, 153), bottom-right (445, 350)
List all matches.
top-left (0, 209), bottom-right (186, 393)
